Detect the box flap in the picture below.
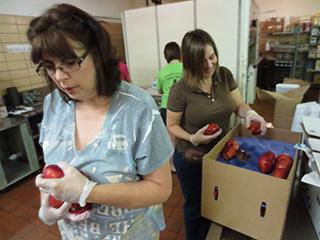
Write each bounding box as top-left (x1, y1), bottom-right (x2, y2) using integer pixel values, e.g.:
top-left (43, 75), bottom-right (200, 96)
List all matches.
top-left (256, 85), bottom-right (310, 101)
top-left (282, 85), bottom-right (310, 98)
top-left (256, 87), bottom-right (287, 101)
top-left (274, 99), bottom-right (302, 129)
top-left (283, 78), bottom-right (310, 86)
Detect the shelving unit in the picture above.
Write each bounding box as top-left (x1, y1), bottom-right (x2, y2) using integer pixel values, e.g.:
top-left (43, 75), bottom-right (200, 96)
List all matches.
top-left (265, 26), bottom-right (310, 83)
top-left (19, 104), bottom-right (44, 162)
top-left (0, 117), bottom-right (40, 190)
top-left (306, 25), bottom-right (320, 83)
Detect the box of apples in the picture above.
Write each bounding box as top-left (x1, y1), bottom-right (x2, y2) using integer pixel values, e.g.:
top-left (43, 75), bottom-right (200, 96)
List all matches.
top-left (201, 124), bottom-right (301, 240)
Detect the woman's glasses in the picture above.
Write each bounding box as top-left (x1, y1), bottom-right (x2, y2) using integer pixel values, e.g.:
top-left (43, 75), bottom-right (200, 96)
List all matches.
top-left (36, 51), bottom-right (89, 77)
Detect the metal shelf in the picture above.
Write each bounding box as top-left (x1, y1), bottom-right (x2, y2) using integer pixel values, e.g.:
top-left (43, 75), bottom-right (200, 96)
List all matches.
top-left (0, 119), bottom-right (40, 191)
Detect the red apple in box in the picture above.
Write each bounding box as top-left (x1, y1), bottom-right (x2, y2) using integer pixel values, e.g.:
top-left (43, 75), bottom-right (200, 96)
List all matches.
top-left (272, 168), bottom-right (289, 179)
top-left (248, 120), bottom-right (261, 135)
top-left (258, 151), bottom-right (276, 174)
top-left (272, 153), bottom-right (293, 179)
top-left (221, 139), bottom-right (240, 160)
top-left (275, 154), bottom-right (293, 171)
top-left (204, 123), bottom-right (220, 135)
top-left (43, 165), bottom-right (65, 209)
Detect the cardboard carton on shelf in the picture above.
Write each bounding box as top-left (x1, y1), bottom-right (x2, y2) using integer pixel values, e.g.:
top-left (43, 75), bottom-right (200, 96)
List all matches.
top-left (256, 78), bottom-right (310, 130)
top-left (202, 124), bottom-right (301, 240)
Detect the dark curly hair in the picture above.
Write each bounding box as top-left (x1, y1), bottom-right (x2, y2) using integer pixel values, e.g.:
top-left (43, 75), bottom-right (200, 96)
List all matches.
top-left (27, 3), bottom-right (120, 102)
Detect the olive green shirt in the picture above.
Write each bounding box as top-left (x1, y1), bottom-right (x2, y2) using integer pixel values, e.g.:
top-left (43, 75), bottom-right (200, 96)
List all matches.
top-left (167, 66), bottom-right (238, 154)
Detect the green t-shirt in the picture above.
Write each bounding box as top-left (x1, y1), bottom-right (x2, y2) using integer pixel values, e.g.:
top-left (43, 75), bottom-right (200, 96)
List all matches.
top-left (156, 61), bottom-right (183, 108)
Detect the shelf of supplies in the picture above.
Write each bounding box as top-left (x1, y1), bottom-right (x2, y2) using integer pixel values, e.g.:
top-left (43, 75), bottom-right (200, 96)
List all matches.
top-left (270, 48), bottom-right (295, 53)
top-left (269, 31), bottom-right (310, 36)
top-left (306, 69), bottom-right (320, 73)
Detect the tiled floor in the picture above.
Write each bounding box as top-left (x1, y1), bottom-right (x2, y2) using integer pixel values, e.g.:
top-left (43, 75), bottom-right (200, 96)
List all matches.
top-left (0, 171), bottom-right (318, 240)
top-left (0, 98), bottom-right (318, 240)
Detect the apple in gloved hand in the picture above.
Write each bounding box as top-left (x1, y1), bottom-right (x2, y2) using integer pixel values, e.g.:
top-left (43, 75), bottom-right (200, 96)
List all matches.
top-left (258, 151), bottom-right (276, 174)
top-left (42, 164), bottom-right (92, 213)
top-left (248, 120), bottom-right (261, 135)
top-left (69, 203), bottom-right (93, 214)
top-left (204, 123), bottom-right (220, 135)
top-left (43, 165), bottom-right (65, 208)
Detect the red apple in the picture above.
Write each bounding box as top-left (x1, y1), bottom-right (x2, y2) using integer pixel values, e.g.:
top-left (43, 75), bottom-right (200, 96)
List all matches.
top-left (204, 123), bottom-right (220, 135)
top-left (271, 153), bottom-right (293, 179)
top-left (248, 120), bottom-right (261, 135)
top-left (43, 165), bottom-right (65, 209)
top-left (42, 165), bottom-right (92, 214)
top-left (49, 195), bottom-right (64, 208)
top-left (258, 151), bottom-right (276, 173)
top-left (43, 165), bottom-right (64, 179)
top-left (275, 153), bottom-right (293, 171)
top-left (272, 168), bottom-right (289, 179)
top-left (69, 203), bottom-right (93, 214)
top-left (221, 139), bottom-right (240, 160)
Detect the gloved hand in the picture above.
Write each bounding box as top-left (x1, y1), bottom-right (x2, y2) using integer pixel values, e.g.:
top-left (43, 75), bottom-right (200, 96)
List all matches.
top-left (189, 124), bottom-right (222, 146)
top-left (245, 110), bottom-right (267, 135)
top-left (38, 192), bottom-right (93, 225)
top-left (39, 191), bottom-right (72, 225)
top-left (36, 162), bottom-right (97, 207)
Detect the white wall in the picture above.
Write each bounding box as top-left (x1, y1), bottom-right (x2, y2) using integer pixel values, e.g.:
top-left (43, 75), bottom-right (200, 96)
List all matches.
top-left (0, 0), bottom-right (136, 19)
top-left (2, 0), bottom-right (318, 21)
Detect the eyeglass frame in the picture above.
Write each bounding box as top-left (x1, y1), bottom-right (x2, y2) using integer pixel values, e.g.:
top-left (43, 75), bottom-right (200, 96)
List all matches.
top-left (35, 50), bottom-right (89, 77)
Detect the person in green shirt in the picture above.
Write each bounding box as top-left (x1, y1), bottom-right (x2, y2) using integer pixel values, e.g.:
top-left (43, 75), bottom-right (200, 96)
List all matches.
top-left (156, 42), bottom-right (183, 125)
top-left (157, 42), bottom-right (183, 173)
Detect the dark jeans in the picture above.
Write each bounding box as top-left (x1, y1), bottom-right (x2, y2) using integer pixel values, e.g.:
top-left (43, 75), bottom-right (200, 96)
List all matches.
top-left (159, 108), bottom-right (167, 125)
top-left (173, 151), bottom-right (211, 240)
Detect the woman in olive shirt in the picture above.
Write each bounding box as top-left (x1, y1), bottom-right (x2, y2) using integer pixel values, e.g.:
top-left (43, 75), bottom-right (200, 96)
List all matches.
top-left (167, 29), bottom-right (267, 240)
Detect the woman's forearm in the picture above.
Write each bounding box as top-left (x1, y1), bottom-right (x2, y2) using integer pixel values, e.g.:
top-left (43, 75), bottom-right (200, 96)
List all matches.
top-left (236, 102), bottom-right (251, 119)
top-left (86, 161), bottom-right (172, 209)
top-left (167, 125), bottom-right (191, 142)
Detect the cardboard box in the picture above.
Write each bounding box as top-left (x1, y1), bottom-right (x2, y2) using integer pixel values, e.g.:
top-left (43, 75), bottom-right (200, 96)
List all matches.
top-left (202, 124), bottom-right (301, 240)
top-left (256, 78), bottom-right (310, 130)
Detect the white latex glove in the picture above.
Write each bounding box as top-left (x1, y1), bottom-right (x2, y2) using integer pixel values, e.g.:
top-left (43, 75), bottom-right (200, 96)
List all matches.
top-left (189, 125), bottom-right (222, 146)
top-left (36, 162), bottom-right (97, 207)
top-left (38, 192), bottom-right (93, 225)
top-left (39, 191), bottom-right (72, 225)
top-left (245, 110), bottom-right (267, 135)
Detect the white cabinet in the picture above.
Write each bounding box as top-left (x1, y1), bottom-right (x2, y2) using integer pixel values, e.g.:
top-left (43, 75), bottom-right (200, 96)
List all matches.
top-left (122, 6), bottom-right (159, 88)
top-left (157, 1), bottom-right (194, 68)
top-left (122, 2), bottom-right (194, 88)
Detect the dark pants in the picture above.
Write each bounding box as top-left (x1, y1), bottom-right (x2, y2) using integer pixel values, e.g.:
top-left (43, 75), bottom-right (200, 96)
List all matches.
top-left (173, 151), bottom-right (211, 240)
top-left (159, 108), bottom-right (167, 125)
